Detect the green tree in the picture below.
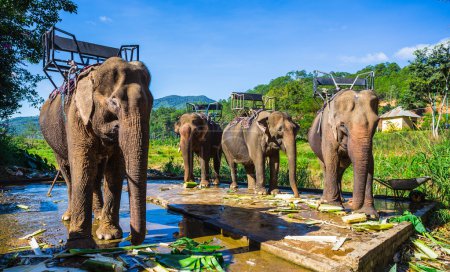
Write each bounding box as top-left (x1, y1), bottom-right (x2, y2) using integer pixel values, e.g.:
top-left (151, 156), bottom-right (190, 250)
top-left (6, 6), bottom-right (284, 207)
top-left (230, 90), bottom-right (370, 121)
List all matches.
top-left (409, 41), bottom-right (450, 137)
top-left (0, 0), bottom-right (77, 120)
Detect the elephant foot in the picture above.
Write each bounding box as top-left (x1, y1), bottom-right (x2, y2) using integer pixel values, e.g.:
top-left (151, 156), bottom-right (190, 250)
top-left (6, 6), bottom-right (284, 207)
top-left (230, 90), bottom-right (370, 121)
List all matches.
top-left (320, 198), bottom-right (343, 207)
top-left (66, 236), bottom-right (96, 249)
top-left (230, 183), bottom-right (238, 190)
top-left (355, 206), bottom-right (379, 219)
top-left (96, 222), bottom-right (123, 240)
top-left (93, 209), bottom-right (102, 220)
top-left (62, 210), bottom-right (71, 221)
top-left (212, 178), bottom-right (220, 186)
top-left (255, 187), bottom-right (267, 195)
top-left (199, 180), bottom-right (210, 188)
top-left (270, 188), bottom-right (280, 195)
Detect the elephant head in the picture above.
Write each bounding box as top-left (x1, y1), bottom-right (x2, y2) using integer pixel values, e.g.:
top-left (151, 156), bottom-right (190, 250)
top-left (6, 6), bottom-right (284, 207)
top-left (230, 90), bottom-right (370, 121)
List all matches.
top-left (257, 111), bottom-right (300, 197)
top-left (75, 57), bottom-right (153, 245)
top-left (329, 89), bottom-right (379, 212)
top-left (174, 113), bottom-right (209, 182)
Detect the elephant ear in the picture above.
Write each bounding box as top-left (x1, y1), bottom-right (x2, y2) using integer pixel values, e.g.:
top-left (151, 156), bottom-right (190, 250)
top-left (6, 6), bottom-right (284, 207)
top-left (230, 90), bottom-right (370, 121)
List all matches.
top-left (327, 103), bottom-right (339, 142)
top-left (174, 121), bottom-right (181, 134)
top-left (256, 111), bottom-right (271, 131)
top-left (75, 68), bottom-right (97, 126)
top-left (292, 120), bottom-right (300, 135)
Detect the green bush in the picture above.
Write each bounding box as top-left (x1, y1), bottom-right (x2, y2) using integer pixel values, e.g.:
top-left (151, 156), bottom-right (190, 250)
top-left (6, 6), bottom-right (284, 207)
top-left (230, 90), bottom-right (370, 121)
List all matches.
top-left (0, 135), bottom-right (55, 171)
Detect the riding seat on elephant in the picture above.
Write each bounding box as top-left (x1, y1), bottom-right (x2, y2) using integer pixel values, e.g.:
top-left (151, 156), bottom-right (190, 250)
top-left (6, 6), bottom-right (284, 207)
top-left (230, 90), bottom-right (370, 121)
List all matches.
top-left (40, 57), bottom-right (153, 248)
top-left (221, 110), bottom-right (300, 197)
top-left (308, 89), bottom-right (379, 218)
top-left (174, 113), bottom-right (222, 188)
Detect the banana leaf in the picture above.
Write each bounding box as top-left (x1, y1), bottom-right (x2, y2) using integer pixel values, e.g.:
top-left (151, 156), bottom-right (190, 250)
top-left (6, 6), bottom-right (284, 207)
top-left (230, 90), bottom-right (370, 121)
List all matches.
top-left (352, 222), bottom-right (394, 232)
top-left (184, 182), bottom-right (198, 188)
top-left (169, 237), bottom-right (222, 254)
top-left (389, 211), bottom-right (426, 234)
top-left (413, 239), bottom-right (439, 260)
top-left (55, 244), bottom-right (158, 257)
top-left (409, 262), bottom-right (445, 272)
top-left (156, 253), bottom-right (225, 272)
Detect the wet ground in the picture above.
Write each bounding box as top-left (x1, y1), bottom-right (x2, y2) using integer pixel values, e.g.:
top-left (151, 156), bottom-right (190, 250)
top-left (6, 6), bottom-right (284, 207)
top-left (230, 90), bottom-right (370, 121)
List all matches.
top-left (0, 181), bottom-right (303, 271)
top-left (146, 182), bottom-right (436, 271)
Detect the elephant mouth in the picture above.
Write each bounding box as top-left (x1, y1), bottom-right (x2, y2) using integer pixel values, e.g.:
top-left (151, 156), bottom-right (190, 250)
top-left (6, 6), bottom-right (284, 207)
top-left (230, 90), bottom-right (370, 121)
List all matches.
top-left (101, 126), bottom-right (119, 143)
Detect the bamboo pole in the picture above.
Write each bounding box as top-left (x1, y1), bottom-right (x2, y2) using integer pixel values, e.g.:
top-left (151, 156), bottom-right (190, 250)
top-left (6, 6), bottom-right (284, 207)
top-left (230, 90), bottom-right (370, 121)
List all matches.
top-left (47, 170), bottom-right (61, 197)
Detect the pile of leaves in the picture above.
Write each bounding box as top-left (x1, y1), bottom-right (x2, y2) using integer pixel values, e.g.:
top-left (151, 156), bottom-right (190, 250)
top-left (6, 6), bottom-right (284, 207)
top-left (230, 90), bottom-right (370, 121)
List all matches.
top-left (2, 237), bottom-right (226, 271)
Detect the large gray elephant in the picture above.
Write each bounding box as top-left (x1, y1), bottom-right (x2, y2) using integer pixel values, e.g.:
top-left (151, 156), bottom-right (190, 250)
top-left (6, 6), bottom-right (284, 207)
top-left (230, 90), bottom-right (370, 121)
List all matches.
top-left (174, 113), bottom-right (222, 188)
top-left (40, 57), bottom-right (153, 248)
top-left (222, 111), bottom-right (300, 197)
top-left (308, 89), bottom-right (379, 218)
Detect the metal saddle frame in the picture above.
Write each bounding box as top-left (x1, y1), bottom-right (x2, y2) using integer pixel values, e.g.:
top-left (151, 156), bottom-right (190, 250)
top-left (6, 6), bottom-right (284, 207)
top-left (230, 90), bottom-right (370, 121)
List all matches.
top-left (230, 92), bottom-right (275, 117)
top-left (313, 70), bottom-right (375, 102)
top-left (42, 26), bottom-right (139, 89)
top-left (186, 102), bottom-right (223, 122)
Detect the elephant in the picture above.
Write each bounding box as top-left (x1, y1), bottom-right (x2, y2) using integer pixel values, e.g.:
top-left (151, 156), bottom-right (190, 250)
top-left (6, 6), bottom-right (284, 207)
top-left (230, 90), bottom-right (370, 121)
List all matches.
top-left (308, 89), bottom-right (379, 218)
top-left (174, 113), bottom-right (222, 188)
top-left (221, 110), bottom-right (300, 197)
top-left (39, 57), bottom-right (153, 248)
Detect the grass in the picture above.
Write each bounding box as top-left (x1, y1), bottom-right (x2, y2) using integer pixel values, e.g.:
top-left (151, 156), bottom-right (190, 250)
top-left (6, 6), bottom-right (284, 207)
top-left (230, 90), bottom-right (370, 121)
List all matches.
top-left (8, 130), bottom-right (449, 205)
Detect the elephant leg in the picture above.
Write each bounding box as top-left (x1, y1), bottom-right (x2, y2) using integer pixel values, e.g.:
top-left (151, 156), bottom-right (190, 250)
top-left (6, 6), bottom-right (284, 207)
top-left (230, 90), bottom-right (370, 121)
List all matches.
top-left (97, 154), bottom-right (124, 240)
top-left (66, 150), bottom-right (97, 249)
top-left (357, 153), bottom-right (378, 218)
top-left (337, 158), bottom-right (350, 202)
top-left (56, 156), bottom-right (72, 221)
top-left (199, 147), bottom-right (211, 188)
top-left (254, 154), bottom-right (267, 195)
top-left (269, 152), bottom-right (280, 195)
top-left (229, 162), bottom-right (238, 190)
top-left (321, 148), bottom-right (342, 206)
top-left (212, 149), bottom-right (221, 185)
top-left (244, 163), bottom-right (256, 192)
top-left (92, 160), bottom-right (106, 220)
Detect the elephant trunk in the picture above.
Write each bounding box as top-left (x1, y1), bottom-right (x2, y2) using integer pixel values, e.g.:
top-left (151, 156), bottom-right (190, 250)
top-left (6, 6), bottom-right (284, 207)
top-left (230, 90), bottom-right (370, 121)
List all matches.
top-left (179, 124), bottom-right (194, 182)
top-left (120, 113), bottom-right (149, 245)
top-left (284, 134), bottom-right (299, 197)
top-left (348, 135), bottom-right (371, 210)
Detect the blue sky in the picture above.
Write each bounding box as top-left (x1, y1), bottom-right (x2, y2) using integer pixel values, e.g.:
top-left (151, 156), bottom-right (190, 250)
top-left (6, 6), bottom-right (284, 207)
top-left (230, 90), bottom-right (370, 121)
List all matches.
top-left (16, 0), bottom-right (450, 117)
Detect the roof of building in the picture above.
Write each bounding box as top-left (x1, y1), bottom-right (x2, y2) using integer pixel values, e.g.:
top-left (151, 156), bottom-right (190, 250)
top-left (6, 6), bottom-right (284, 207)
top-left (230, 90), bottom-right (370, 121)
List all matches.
top-left (380, 106), bottom-right (421, 119)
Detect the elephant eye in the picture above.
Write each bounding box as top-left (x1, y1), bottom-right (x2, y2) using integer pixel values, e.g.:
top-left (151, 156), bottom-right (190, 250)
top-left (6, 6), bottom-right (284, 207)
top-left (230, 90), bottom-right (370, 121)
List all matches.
top-left (278, 126), bottom-right (283, 132)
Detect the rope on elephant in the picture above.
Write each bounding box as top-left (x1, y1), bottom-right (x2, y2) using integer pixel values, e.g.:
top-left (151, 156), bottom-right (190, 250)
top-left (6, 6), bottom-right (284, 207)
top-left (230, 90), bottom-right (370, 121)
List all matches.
top-left (49, 63), bottom-right (101, 102)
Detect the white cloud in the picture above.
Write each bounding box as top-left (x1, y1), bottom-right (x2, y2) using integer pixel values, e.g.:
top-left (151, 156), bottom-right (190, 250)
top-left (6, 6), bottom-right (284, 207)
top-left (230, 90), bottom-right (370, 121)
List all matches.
top-left (394, 38), bottom-right (450, 60)
top-left (99, 16), bottom-right (112, 23)
top-left (339, 52), bottom-right (389, 64)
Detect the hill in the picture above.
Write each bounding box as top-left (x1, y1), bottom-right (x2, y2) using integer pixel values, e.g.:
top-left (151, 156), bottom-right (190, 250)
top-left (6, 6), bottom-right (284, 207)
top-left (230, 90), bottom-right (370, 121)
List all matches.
top-left (7, 116), bottom-right (40, 136)
top-left (153, 95), bottom-right (215, 109)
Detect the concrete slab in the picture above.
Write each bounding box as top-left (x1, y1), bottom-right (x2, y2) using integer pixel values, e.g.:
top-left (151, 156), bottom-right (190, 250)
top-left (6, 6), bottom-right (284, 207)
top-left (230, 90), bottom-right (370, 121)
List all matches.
top-left (147, 183), bottom-right (436, 272)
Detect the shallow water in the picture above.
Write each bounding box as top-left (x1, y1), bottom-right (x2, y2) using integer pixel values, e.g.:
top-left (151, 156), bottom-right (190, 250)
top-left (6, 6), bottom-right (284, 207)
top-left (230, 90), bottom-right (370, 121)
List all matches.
top-left (0, 181), bottom-right (304, 271)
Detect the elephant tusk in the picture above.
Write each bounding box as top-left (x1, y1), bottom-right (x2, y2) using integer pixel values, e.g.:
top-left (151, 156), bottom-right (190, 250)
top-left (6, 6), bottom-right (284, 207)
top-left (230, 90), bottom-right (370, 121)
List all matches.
top-left (178, 146), bottom-right (181, 153)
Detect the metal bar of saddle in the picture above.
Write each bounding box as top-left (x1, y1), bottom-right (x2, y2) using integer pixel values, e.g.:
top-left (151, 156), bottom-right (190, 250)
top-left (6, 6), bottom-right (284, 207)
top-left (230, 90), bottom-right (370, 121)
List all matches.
top-left (53, 35), bottom-right (120, 59)
top-left (231, 92), bottom-right (264, 102)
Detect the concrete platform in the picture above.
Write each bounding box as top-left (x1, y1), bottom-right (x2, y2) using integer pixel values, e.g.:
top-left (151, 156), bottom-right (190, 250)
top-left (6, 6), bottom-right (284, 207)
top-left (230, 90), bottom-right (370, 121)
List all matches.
top-left (146, 183), bottom-right (435, 272)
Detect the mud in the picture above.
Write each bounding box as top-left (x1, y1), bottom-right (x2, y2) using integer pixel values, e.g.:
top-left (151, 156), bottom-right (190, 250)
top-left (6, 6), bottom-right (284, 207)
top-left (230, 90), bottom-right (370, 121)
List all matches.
top-left (0, 181), bottom-right (303, 271)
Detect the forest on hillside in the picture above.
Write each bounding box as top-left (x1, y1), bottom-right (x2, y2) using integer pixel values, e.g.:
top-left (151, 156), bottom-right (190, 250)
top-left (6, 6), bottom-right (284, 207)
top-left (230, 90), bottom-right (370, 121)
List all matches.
top-left (150, 57), bottom-right (450, 140)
